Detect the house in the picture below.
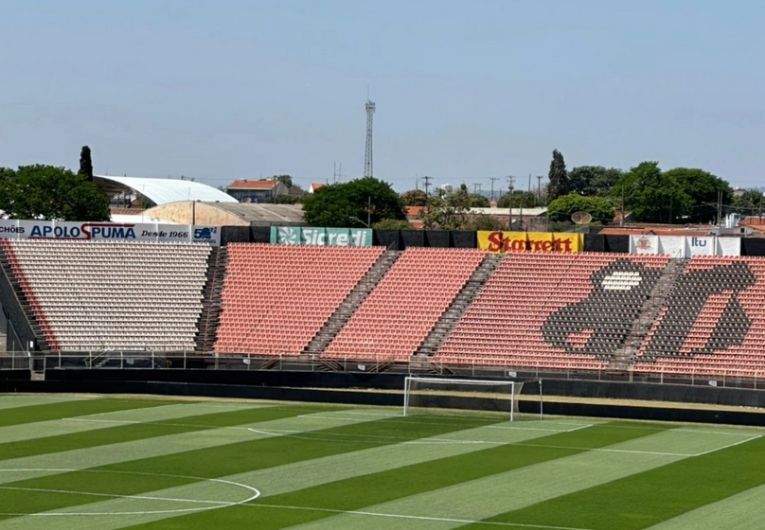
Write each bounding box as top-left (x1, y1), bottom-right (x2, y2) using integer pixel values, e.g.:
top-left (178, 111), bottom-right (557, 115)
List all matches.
top-left (309, 183), bottom-right (326, 194)
top-left (226, 179), bottom-right (289, 203)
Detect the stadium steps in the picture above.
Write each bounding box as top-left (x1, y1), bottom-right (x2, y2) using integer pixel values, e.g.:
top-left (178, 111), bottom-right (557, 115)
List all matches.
top-left (609, 257), bottom-right (688, 370)
top-left (0, 245), bottom-right (52, 352)
top-left (414, 253), bottom-right (504, 357)
top-left (302, 250), bottom-right (402, 356)
top-left (195, 246), bottom-right (228, 353)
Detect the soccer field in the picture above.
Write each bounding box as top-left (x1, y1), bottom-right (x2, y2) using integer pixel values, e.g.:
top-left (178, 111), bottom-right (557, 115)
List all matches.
top-left (0, 394), bottom-right (763, 529)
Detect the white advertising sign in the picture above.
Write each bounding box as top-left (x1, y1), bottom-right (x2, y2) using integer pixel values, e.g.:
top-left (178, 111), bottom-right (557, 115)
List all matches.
top-left (0, 220), bottom-right (220, 245)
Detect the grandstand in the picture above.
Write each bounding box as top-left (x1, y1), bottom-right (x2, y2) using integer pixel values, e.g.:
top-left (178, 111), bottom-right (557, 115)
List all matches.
top-left (322, 247), bottom-right (487, 362)
top-left (0, 239), bottom-right (764, 382)
top-left (214, 244), bottom-right (384, 355)
top-left (435, 253), bottom-right (669, 370)
top-left (0, 239), bottom-right (210, 352)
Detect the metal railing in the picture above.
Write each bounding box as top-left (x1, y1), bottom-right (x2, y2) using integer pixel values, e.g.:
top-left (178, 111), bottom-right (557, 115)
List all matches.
top-left (1, 351), bottom-right (764, 391)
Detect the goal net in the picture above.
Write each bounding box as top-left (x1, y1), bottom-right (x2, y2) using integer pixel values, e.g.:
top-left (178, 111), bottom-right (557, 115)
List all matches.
top-left (403, 377), bottom-right (533, 421)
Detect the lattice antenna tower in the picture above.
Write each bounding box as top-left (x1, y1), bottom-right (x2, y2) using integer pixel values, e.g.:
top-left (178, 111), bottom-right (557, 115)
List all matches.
top-left (364, 98), bottom-right (376, 178)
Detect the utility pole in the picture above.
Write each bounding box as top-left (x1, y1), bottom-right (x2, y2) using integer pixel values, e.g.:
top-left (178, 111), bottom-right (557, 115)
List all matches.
top-left (423, 176), bottom-right (433, 204)
top-left (536, 175), bottom-right (543, 202)
top-left (507, 175), bottom-right (515, 230)
top-left (717, 190), bottom-right (723, 227)
top-left (489, 177), bottom-right (499, 202)
top-left (620, 185), bottom-right (625, 227)
top-left (473, 183), bottom-right (482, 195)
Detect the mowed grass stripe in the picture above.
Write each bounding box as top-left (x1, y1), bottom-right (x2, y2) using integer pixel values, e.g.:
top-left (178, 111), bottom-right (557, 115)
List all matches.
top-left (0, 412), bottom-right (504, 521)
top-left (0, 408), bottom-right (394, 485)
top-left (292, 426), bottom-right (745, 530)
top-left (0, 394), bottom-right (97, 410)
top-left (4, 420), bottom-right (596, 530)
top-left (117, 421), bottom-right (668, 530)
top-left (466, 432), bottom-right (765, 529)
top-left (645, 482), bottom-right (765, 530)
top-left (0, 401), bottom-right (277, 445)
top-left (0, 405), bottom-right (322, 462)
top-left (0, 398), bottom-right (176, 428)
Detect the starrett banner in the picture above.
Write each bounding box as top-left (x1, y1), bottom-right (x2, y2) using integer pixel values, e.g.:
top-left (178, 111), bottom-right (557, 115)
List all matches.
top-left (478, 231), bottom-right (583, 253)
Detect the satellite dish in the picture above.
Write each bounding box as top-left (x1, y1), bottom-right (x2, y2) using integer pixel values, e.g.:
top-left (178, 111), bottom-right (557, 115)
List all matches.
top-left (571, 211), bottom-right (593, 225)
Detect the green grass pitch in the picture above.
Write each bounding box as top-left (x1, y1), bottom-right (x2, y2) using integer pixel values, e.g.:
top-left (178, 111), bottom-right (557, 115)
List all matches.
top-left (0, 393), bottom-right (763, 529)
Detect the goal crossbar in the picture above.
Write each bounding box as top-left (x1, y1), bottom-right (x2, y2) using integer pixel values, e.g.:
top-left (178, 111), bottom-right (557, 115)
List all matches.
top-left (403, 376), bottom-right (524, 421)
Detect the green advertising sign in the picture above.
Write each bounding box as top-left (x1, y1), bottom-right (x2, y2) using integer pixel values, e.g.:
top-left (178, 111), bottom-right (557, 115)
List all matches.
top-left (269, 227), bottom-right (372, 246)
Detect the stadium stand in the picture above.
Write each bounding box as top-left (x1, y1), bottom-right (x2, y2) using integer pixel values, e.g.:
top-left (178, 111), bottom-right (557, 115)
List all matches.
top-left (1, 239), bottom-right (210, 352)
top-left (435, 253), bottom-right (669, 370)
top-left (322, 248), bottom-right (487, 362)
top-left (214, 244), bottom-right (384, 355)
top-left (633, 256), bottom-right (765, 378)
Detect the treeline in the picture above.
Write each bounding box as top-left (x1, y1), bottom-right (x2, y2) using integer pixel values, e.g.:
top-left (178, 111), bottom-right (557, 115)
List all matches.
top-left (0, 147), bottom-right (109, 221)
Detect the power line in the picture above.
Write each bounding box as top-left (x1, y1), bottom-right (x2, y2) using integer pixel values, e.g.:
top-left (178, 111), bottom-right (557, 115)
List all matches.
top-left (489, 177), bottom-right (499, 202)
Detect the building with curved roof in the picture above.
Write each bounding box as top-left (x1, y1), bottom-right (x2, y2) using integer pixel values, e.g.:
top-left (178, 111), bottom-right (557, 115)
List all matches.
top-left (138, 201), bottom-right (304, 227)
top-left (95, 175), bottom-right (236, 205)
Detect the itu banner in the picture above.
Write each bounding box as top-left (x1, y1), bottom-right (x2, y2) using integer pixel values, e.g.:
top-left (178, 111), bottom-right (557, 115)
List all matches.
top-left (270, 226), bottom-right (373, 246)
top-left (629, 235), bottom-right (740, 256)
top-left (478, 231), bottom-right (583, 253)
top-left (0, 220), bottom-right (220, 245)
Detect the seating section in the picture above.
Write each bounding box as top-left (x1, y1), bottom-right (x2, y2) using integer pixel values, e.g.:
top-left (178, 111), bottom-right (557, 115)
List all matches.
top-left (323, 248), bottom-right (486, 362)
top-left (633, 256), bottom-right (765, 378)
top-left (436, 253), bottom-right (669, 371)
top-left (3, 239), bottom-right (210, 352)
top-left (214, 244), bottom-right (384, 355)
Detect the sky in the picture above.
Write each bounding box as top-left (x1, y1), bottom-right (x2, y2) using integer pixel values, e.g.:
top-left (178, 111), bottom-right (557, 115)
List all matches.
top-left (2, 0), bottom-right (764, 192)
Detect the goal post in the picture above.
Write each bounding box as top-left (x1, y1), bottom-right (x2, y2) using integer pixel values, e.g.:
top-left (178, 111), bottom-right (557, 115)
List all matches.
top-left (403, 376), bottom-right (540, 421)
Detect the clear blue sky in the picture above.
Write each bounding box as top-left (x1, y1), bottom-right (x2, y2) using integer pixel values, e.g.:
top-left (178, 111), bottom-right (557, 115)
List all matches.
top-left (2, 0), bottom-right (764, 192)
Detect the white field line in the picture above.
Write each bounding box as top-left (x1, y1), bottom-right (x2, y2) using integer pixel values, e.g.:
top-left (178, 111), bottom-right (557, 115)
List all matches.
top-left (692, 434), bottom-right (762, 456)
top-left (246, 426), bottom-right (693, 455)
top-left (0, 469), bottom-right (260, 517)
top-left (245, 502), bottom-right (595, 530)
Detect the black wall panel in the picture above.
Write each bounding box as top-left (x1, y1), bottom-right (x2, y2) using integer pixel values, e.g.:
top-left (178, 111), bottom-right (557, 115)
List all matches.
top-left (584, 234), bottom-right (605, 252)
top-left (742, 237), bottom-right (765, 256)
top-left (401, 230), bottom-right (426, 248)
top-left (373, 230), bottom-right (402, 250)
top-left (425, 230), bottom-right (450, 247)
top-left (451, 231), bottom-right (477, 249)
top-left (604, 235), bottom-right (629, 253)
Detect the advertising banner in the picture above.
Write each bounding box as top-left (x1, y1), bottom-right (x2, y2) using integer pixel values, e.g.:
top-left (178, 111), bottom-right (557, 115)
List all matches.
top-left (629, 234), bottom-right (659, 255)
top-left (717, 237), bottom-right (741, 256)
top-left (658, 236), bottom-right (686, 258)
top-left (0, 220), bottom-right (220, 245)
top-left (270, 226), bottom-right (372, 246)
top-left (688, 236), bottom-right (715, 256)
top-left (629, 235), bottom-right (740, 257)
top-left (477, 231), bottom-right (582, 253)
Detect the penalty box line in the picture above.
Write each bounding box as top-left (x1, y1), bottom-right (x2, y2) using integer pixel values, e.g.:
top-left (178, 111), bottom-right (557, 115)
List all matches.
top-left (244, 501), bottom-right (595, 530)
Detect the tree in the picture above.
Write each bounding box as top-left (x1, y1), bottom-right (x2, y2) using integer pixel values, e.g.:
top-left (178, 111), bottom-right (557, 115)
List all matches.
top-left (732, 189), bottom-right (765, 216)
top-left (400, 189), bottom-right (427, 206)
top-left (446, 184), bottom-right (471, 210)
top-left (302, 177), bottom-right (404, 227)
top-left (465, 213), bottom-right (504, 231)
top-left (78, 146), bottom-right (94, 181)
top-left (0, 165), bottom-right (109, 221)
top-left (568, 166), bottom-right (622, 196)
top-left (272, 175), bottom-right (293, 188)
top-left (546, 149), bottom-right (569, 202)
top-left (497, 190), bottom-right (537, 208)
top-left (665, 167), bottom-right (732, 223)
top-left (419, 191), bottom-right (468, 230)
top-left (614, 162), bottom-right (691, 223)
top-left (468, 193), bottom-right (490, 207)
top-left (373, 219), bottom-right (412, 230)
top-left (547, 194), bottom-right (615, 225)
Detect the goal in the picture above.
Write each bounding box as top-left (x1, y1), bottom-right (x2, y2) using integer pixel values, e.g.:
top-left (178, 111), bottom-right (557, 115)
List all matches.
top-left (403, 376), bottom-right (540, 421)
